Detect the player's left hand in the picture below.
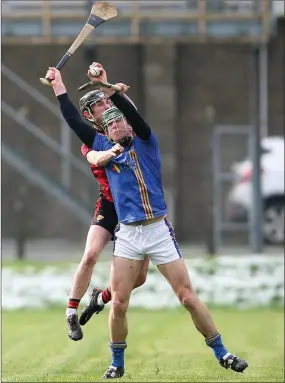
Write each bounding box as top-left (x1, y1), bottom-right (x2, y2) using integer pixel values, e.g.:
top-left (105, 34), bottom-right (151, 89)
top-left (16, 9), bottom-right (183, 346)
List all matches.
top-left (87, 62), bottom-right (108, 84)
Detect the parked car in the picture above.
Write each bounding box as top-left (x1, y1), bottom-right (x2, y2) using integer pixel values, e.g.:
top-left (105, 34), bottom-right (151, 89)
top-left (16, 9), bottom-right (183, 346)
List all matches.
top-left (226, 136), bottom-right (284, 245)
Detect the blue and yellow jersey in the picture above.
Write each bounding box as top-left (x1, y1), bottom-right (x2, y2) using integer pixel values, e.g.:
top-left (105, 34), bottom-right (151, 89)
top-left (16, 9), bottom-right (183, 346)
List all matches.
top-left (92, 132), bottom-right (167, 224)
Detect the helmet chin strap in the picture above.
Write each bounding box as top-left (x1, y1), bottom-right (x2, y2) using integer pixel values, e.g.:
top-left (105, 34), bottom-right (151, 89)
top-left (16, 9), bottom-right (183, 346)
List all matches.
top-left (93, 123), bottom-right (104, 133)
top-left (114, 136), bottom-right (133, 147)
top-left (86, 113), bottom-right (105, 132)
top-left (85, 105), bottom-right (101, 126)
top-left (85, 115), bottom-right (94, 123)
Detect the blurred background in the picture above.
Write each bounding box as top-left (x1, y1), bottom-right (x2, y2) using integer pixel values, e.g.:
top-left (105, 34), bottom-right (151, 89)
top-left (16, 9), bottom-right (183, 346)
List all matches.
top-left (2, 3), bottom-right (284, 381)
top-left (1, 0), bottom-right (284, 261)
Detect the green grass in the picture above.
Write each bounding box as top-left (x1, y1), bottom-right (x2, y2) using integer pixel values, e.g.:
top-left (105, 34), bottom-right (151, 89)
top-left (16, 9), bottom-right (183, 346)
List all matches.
top-left (2, 308), bottom-right (284, 382)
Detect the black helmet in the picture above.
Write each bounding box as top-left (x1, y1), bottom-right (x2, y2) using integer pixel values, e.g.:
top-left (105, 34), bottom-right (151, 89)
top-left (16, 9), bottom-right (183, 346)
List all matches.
top-left (79, 90), bottom-right (105, 125)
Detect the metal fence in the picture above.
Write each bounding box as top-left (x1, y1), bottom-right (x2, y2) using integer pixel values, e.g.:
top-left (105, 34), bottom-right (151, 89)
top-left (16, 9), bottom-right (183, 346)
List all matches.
top-left (2, 0), bottom-right (274, 43)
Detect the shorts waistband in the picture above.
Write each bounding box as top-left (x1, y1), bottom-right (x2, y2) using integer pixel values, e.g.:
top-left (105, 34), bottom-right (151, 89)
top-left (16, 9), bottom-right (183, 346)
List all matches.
top-left (120, 216), bottom-right (167, 230)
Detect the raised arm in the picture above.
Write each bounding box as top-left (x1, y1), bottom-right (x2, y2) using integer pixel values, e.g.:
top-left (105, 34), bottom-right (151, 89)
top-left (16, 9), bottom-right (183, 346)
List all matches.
top-left (109, 93), bottom-right (151, 141)
top-left (87, 63), bottom-right (152, 141)
top-left (46, 67), bottom-right (96, 147)
top-left (57, 94), bottom-right (95, 147)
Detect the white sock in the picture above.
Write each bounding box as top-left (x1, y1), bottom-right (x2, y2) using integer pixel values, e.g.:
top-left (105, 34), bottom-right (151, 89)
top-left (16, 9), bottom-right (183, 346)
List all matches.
top-left (66, 308), bottom-right (77, 317)
top-left (97, 292), bottom-right (105, 307)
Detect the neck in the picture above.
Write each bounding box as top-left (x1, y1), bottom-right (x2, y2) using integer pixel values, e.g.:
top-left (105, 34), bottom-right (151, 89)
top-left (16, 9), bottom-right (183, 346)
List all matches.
top-left (117, 137), bottom-right (133, 147)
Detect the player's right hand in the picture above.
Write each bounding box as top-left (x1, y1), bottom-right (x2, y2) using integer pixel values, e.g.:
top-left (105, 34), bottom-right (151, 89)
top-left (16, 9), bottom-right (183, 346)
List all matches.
top-left (115, 83), bottom-right (130, 93)
top-left (45, 67), bottom-right (63, 87)
top-left (109, 143), bottom-right (124, 157)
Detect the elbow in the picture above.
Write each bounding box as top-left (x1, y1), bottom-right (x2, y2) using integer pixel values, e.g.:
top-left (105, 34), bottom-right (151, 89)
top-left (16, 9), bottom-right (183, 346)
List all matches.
top-left (87, 153), bottom-right (105, 167)
top-left (87, 154), bottom-right (99, 167)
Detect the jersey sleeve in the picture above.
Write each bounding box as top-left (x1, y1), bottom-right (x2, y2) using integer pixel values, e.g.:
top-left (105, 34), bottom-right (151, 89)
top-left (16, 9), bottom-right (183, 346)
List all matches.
top-left (92, 133), bottom-right (111, 152)
top-left (109, 92), bottom-right (151, 141)
top-left (81, 144), bottom-right (91, 158)
top-left (57, 93), bottom-right (96, 147)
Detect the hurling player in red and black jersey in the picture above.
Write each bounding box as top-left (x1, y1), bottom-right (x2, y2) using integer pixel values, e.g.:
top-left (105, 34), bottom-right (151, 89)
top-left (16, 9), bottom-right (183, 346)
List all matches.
top-left (66, 89), bottom-right (150, 341)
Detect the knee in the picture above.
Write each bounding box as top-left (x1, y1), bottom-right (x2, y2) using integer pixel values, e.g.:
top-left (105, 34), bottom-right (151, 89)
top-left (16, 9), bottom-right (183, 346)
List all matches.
top-left (177, 286), bottom-right (199, 311)
top-left (82, 248), bottom-right (99, 267)
top-left (111, 295), bottom-right (129, 316)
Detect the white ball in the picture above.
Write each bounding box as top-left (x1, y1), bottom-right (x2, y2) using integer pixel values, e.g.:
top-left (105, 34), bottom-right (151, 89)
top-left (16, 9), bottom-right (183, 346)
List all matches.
top-left (90, 66), bottom-right (100, 77)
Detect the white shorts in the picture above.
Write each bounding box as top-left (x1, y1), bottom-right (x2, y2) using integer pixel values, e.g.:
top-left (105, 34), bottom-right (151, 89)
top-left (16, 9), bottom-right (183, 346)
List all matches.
top-left (113, 218), bottom-right (182, 265)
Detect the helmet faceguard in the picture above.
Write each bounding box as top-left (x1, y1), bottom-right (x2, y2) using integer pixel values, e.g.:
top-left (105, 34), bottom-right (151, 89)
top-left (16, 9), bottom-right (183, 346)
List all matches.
top-left (79, 90), bottom-right (109, 130)
top-left (101, 107), bottom-right (133, 146)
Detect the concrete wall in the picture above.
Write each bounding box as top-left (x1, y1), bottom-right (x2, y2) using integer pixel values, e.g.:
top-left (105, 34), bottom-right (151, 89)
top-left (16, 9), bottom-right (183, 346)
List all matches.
top-left (2, 18), bottom-right (284, 242)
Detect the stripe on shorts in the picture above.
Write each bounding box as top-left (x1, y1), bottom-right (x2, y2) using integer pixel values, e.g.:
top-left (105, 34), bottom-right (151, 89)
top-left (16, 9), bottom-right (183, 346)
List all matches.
top-left (113, 224), bottom-right (120, 253)
top-left (94, 198), bottom-right (102, 218)
top-left (164, 218), bottom-right (182, 258)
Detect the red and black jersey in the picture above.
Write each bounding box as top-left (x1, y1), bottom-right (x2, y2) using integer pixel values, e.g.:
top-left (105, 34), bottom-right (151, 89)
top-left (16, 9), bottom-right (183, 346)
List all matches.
top-left (81, 144), bottom-right (113, 202)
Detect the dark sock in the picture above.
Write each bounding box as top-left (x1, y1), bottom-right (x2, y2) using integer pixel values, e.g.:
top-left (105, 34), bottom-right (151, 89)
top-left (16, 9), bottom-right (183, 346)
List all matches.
top-left (68, 298), bottom-right (80, 310)
top-left (206, 332), bottom-right (228, 361)
top-left (109, 341), bottom-right (127, 368)
top-left (102, 287), bottom-right (112, 304)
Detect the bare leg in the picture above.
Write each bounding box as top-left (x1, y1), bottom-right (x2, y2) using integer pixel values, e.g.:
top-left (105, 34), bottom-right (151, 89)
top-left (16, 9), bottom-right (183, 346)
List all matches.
top-left (101, 256), bottom-right (149, 305)
top-left (109, 256), bottom-right (143, 343)
top-left (133, 256), bottom-right (149, 289)
top-left (78, 255), bottom-right (149, 328)
top-left (66, 226), bottom-right (111, 341)
top-left (70, 225), bottom-right (111, 300)
top-left (158, 258), bottom-right (217, 338)
top-left (101, 256), bottom-right (144, 378)
top-left (157, 258), bottom-right (248, 372)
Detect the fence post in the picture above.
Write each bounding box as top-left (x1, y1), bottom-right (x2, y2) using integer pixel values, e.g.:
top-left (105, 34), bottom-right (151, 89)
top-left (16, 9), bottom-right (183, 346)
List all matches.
top-left (250, 46), bottom-right (263, 253)
top-left (13, 185), bottom-right (28, 261)
top-left (60, 118), bottom-right (71, 189)
top-left (205, 106), bottom-right (217, 255)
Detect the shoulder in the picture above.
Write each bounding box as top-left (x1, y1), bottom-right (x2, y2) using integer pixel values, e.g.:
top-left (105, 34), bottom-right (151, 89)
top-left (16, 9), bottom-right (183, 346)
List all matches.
top-left (135, 131), bottom-right (158, 147)
top-left (92, 133), bottom-right (111, 151)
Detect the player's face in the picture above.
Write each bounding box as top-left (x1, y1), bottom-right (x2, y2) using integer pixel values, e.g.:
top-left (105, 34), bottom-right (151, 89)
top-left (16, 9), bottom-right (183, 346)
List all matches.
top-left (107, 118), bottom-right (133, 143)
top-left (90, 98), bottom-right (112, 126)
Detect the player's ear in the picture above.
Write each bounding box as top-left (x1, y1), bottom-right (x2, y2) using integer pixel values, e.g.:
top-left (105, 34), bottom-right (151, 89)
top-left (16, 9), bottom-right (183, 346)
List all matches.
top-left (83, 110), bottom-right (92, 119)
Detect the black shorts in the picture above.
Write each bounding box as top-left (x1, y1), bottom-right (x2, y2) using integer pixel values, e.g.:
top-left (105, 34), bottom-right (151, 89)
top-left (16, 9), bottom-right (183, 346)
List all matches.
top-left (91, 197), bottom-right (118, 240)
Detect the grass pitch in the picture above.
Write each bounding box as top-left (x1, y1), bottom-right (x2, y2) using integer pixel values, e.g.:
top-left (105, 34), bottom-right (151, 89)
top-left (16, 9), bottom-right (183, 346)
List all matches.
top-left (2, 307), bottom-right (284, 382)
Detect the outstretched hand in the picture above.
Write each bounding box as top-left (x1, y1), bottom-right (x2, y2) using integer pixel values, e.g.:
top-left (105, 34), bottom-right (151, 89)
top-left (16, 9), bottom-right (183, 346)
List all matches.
top-left (87, 63), bottom-right (130, 94)
top-left (45, 67), bottom-right (63, 87)
top-left (87, 62), bottom-right (108, 85)
top-left (45, 67), bottom-right (67, 96)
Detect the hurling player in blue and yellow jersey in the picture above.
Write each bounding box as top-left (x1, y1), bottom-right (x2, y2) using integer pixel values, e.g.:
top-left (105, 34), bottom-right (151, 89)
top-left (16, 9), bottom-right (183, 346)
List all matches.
top-left (46, 64), bottom-right (248, 380)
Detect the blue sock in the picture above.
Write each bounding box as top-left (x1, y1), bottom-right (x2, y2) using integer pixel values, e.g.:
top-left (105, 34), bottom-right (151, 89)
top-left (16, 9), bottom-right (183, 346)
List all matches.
top-left (206, 333), bottom-right (228, 361)
top-left (109, 341), bottom-right (127, 368)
